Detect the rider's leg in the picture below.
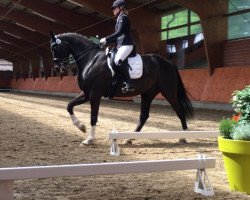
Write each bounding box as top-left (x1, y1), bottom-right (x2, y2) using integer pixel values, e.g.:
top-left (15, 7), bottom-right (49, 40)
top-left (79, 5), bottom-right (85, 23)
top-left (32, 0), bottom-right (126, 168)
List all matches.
top-left (115, 45), bottom-right (135, 92)
top-left (117, 60), bottom-right (135, 92)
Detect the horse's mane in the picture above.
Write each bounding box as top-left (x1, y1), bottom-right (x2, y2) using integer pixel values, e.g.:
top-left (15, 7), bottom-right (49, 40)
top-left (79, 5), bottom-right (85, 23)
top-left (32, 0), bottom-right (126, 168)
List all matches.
top-left (58, 32), bottom-right (95, 46)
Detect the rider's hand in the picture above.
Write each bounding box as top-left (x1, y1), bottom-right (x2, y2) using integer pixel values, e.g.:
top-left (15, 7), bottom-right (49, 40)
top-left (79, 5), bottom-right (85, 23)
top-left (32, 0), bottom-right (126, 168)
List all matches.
top-left (99, 38), bottom-right (107, 47)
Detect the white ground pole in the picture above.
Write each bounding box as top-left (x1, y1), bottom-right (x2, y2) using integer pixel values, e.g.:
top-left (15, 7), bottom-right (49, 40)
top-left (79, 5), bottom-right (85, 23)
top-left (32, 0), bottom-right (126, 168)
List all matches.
top-left (109, 130), bottom-right (219, 156)
top-left (0, 156), bottom-right (215, 199)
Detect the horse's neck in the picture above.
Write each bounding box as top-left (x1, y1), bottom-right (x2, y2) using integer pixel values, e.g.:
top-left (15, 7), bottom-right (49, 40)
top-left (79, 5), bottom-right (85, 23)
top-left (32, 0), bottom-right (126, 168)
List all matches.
top-left (72, 43), bottom-right (103, 78)
top-left (70, 38), bottom-right (94, 68)
top-left (71, 39), bottom-right (92, 57)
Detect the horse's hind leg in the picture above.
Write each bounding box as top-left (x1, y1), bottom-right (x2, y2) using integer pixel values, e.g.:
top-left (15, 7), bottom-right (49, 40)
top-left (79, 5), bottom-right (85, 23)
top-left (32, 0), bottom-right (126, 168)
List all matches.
top-left (67, 92), bottom-right (89, 132)
top-left (126, 88), bottom-right (159, 144)
top-left (160, 91), bottom-right (188, 143)
top-left (136, 89), bottom-right (159, 131)
top-left (161, 90), bottom-right (188, 129)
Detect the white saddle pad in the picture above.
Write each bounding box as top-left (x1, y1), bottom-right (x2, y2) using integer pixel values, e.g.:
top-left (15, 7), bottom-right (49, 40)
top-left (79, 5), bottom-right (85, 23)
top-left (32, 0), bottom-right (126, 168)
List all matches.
top-left (128, 54), bottom-right (143, 79)
top-left (107, 54), bottom-right (143, 79)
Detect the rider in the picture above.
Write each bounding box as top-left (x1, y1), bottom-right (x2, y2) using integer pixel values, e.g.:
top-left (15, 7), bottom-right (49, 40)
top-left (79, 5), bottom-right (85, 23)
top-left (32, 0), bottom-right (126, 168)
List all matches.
top-left (100, 0), bottom-right (135, 92)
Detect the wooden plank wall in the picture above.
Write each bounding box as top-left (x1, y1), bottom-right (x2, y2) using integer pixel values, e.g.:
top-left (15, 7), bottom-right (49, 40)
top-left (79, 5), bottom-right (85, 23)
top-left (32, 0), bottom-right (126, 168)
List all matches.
top-left (8, 65), bottom-right (250, 104)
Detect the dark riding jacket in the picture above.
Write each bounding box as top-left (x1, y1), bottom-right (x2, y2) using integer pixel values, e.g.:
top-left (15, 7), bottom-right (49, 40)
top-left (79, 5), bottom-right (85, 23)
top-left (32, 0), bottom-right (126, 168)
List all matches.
top-left (106, 13), bottom-right (133, 48)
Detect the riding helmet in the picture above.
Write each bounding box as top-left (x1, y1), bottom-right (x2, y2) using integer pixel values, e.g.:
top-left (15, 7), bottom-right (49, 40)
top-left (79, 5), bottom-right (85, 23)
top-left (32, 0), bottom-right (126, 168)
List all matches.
top-left (111, 0), bottom-right (127, 10)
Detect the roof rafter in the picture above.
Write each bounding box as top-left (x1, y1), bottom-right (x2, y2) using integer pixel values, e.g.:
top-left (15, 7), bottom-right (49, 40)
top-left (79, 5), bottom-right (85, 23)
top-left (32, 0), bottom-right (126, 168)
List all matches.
top-left (0, 4), bottom-right (74, 36)
top-left (12, 0), bottom-right (112, 36)
top-left (0, 31), bottom-right (50, 57)
top-left (0, 21), bottom-right (49, 45)
top-left (0, 41), bottom-right (40, 59)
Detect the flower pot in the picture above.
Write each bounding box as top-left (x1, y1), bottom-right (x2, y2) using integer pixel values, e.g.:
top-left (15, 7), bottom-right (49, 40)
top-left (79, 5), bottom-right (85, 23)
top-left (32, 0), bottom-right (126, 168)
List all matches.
top-left (218, 136), bottom-right (250, 194)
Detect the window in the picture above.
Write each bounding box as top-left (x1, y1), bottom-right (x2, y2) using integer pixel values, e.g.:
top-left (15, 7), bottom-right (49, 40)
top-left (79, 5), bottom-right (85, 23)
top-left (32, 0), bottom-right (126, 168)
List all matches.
top-left (190, 24), bottom-right (202, 35)
top-left (228, 0), bottom-right (250, 39)
top-left (161, 10), bottom-right (201, 40)
top-left (190, 11), bottom-right (200, 22)
top-left (194, 33), bottom-right (204, 44)
top-left (166, 44), bottom-right (176, 53)
top-left (182, 40), bottom-right (188, 49)
top-left (229, 0), bottom-right (250, 12)
top-left (166, 27), bottom-right (188, 40)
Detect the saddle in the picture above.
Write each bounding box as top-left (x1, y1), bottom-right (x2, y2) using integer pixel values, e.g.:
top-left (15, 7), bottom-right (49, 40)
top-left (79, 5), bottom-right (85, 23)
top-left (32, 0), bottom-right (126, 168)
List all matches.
top-left (106, 44), bottom-right (143, 79)
top-left (107, 43), bottom-right (136, 69)
top-left (104, 44), bottom-right (143, 98)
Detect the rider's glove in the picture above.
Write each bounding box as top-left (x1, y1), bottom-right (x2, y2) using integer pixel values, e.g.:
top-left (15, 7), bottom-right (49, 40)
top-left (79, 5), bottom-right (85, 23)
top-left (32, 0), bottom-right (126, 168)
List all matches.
top-left (99, 38), bottom-right (107, 47)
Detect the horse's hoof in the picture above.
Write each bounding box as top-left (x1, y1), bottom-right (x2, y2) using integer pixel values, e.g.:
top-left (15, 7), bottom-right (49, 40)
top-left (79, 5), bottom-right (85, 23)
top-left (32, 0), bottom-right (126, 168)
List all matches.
top-left (72, 119), bottom-right (86, 133)
top-left (80, 124), bottom-right (86, 133)
top-left (124, 139), bottom-right (132, 145)
top-left (80, 138), bottom-right (94, 146)
top-left (178, 138), bottom-right (187, 144)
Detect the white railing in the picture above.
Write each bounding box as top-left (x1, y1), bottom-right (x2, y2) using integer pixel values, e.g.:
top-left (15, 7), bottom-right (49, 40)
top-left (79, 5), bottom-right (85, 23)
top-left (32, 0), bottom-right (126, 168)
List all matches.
top-left (0, 156), bottom-right (215, 199)
top-left (109, 130), bottom-right (219, 156)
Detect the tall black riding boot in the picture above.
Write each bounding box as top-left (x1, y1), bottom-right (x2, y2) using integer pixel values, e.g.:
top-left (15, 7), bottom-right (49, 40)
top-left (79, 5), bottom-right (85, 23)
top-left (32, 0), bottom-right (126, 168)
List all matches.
top-left (118, 60), bottom-right (135, 93)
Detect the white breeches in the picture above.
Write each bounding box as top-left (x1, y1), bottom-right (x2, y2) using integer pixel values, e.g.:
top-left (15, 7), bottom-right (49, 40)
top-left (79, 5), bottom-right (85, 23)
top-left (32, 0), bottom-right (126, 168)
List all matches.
top-left (114, 45), bottom-right (133, 65)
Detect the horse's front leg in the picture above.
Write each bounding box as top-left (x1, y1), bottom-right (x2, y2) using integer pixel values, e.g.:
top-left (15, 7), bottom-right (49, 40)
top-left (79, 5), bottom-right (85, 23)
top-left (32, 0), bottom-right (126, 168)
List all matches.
top-left (67, 92), bottom-right (89, 132)
top-left (81, 92), bottom-right (102, 145)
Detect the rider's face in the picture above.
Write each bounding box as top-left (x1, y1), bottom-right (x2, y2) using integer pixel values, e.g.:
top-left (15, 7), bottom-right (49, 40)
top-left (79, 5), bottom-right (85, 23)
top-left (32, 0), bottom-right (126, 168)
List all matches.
top-left (113, 7), bottom-right (120, 16)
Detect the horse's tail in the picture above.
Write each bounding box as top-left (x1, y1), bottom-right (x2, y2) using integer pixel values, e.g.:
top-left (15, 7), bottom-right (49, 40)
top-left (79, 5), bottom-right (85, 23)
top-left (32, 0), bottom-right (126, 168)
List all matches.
top-left (174, 64), bottom-right (194, 119)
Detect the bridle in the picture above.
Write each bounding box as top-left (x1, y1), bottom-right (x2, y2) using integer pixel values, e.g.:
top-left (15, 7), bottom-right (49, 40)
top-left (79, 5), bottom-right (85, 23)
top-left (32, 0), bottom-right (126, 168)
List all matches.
top-left (51, 38), bottom-right (99, 71)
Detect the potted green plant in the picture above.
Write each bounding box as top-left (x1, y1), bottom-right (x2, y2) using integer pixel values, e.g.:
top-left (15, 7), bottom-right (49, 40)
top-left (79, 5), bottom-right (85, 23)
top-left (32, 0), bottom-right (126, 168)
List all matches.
top-left (218, 85), bottom-right (250, 194)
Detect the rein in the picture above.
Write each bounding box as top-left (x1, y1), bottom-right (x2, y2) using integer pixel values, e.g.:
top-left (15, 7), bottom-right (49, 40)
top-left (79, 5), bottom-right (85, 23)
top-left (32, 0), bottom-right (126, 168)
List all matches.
top-left (54, 43), bottom-right (99, 69)
top-left (70, 44), bottom-right (99, 63)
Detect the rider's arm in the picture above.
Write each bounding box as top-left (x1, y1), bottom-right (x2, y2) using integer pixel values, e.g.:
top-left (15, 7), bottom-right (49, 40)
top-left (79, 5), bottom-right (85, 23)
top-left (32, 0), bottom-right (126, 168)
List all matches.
top-left (106, 14), bottom-right (128, 44)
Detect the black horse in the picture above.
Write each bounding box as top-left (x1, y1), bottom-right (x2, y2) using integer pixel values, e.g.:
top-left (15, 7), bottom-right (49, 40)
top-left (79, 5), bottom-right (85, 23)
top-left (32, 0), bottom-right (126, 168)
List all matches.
top-left (50, 32), bottom-right (194, 145)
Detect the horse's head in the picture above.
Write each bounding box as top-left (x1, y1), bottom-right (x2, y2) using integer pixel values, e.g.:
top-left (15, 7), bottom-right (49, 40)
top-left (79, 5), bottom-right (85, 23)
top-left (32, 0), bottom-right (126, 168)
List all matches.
top-left (50, 31), bottom-right (71, 73)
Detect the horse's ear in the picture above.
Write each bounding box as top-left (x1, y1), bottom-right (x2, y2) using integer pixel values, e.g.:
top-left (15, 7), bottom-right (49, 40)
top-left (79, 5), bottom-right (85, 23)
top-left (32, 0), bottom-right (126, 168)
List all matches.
top-left (50, 31), bottom-right (56, 42)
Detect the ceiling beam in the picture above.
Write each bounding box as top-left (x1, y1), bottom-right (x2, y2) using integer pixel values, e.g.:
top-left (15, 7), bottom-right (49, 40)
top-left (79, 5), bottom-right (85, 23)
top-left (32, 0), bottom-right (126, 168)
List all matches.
top-left (0, 41), bottom-right (40, 59)
top-left (70, 0), bottom-right (160, 53)
top-left (69, 0), bottom-right (159, 27)
top-left (0, 49), bottom-right (28, 62)
top-left (173, 0), bottom-right (226, 18)
top-left (0, 4), bottom-right (74, 36)
top-left (11, 0), bottom-right (112, 37)
top-left (69, 0), bottom-right (112, 17)
top-left (0, 31), bottom-right (50, 57)
top-left (0, 21), bottom-right (49, 45)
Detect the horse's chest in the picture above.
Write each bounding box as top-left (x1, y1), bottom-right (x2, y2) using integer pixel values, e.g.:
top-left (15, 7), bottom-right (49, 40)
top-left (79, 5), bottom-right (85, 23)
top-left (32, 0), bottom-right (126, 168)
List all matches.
top-left (81, 67), bottom-right (92, 80)
top-left (81, 67), bottom-right (99, 85)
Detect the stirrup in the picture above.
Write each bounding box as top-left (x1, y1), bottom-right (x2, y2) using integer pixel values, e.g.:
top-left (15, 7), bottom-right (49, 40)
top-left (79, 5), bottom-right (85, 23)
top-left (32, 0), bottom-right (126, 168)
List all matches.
top-left (121, 82), bottom-right (135, 93)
